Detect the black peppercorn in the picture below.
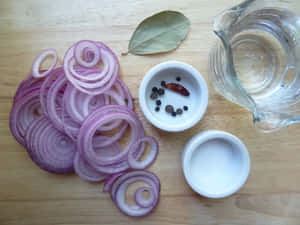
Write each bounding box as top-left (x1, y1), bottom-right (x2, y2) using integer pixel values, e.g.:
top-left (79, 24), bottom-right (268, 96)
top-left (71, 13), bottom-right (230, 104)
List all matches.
top-left (183, 106), bottom-right (188, 111)
top-left (150, 92), bottom-right (158, 100)
top-left (152, 87), bottom-right (158, 92)
top-left (176, 108), bottom-right (183, 115)
top-left (172, 111), bottom-right (177, 117)
top-left (155, 107), bottom-right (160, 112)
top-left (161, 81), bottom-right (166, 87)
top-left (156, 100), bottom-right (161, 106)
top-left (176, 77), bottom-right (181, 82)
top-left (165, 105), bottom-right (174, 113)
top-left (158, 88), bottom-right (165, 96)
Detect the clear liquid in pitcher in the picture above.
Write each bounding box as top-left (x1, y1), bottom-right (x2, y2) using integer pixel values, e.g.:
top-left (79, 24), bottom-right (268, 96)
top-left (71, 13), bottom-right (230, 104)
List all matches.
top-left (230, 8), bottom-right (300, 104)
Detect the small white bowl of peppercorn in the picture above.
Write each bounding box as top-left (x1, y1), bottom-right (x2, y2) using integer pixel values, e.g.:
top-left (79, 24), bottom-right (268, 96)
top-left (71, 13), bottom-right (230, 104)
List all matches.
top-left (139, 61), bottom-right (208, 132)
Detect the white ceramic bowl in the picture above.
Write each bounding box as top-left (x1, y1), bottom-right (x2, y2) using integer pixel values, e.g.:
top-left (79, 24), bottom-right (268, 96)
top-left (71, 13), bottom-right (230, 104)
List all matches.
top-left (182, 130), bottom-right (250, 198)
top-left (139, 61), bottom-right (208, 132)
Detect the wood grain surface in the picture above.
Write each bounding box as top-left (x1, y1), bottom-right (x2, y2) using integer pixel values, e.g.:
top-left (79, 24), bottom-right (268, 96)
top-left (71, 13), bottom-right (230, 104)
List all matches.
top-left (1, 0), bottom-right (300, 225)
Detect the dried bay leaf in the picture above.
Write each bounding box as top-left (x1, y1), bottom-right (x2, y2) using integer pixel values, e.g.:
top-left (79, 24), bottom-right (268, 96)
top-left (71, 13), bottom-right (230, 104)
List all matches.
top-left (123, 11), bottom-right (190, 55)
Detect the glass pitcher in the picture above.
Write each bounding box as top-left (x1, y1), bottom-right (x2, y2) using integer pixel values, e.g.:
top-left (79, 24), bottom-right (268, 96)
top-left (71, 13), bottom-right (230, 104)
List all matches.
top-left (209, 0), bottom-right (300, 132)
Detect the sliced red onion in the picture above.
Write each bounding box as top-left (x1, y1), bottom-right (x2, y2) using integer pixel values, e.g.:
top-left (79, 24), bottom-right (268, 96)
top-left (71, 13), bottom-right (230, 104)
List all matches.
top-left (40, 67), bottom-right (64, 112)
top-left (95, 78), bottom-right (134, 132)
top-left (88, 95), bottom-right (106, 112)
top-left (82, 135), bottom-right (129, 175)
top-left (74, 40), bottom-right (100, 68)
top-left (92, 136), bottom-right (122, 155)
top-left (135, 187), bottom-right (155, 208)
top-left (46, 73), bottom-right (79, 137)
top-left (45, 74), bottom-right (66, 119)
top-left (25, 116), bottom-right (75, 173)
top-left (14, 74), bottom-right (44, 102)
top-left (128, 136), bottom-right (159, 170)
top-left (63, 78), bottom-right (133, 130)
top-left (73, 152), bottom-right (107, 182)
top-left (32, 49), bottom-right (58, 78)
top-left (89, 158), bottom-right (129, 174)
top-left (63, 40), bottom-right (119, 95)
top-left (10, 89), bottom-right (42, 146)
top-left (10, 41), bottom-right (161, 218)
top-left (110, 171), bottom-right (160, 217)
top-left (82, 105), bottom-right (143, 147)
top-left (105, 78), bottom-right (134, 110)
top-left (77, 106), bottom-right (145, 170)
top-left (63, 83), bottom-right (106, 124)
top-left (82, 47), bottom-right (95, 62)
top-left (110, 171), bottom-right (160, 201)
top-left (103, 172), bottom-right (125, 192)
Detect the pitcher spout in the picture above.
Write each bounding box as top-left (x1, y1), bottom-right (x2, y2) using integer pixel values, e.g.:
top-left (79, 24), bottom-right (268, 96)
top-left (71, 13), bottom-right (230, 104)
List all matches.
top-left (253, 111), bottom-right (297, 133)
top-left (213, 0), bottom-right (255, 37)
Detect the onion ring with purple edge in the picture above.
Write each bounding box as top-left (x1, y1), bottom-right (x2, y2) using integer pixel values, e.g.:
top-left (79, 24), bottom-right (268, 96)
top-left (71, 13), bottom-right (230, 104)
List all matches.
top-left (115, 78), bottom-right (134, 109)
top-left (135, 187), bottom-right (155, 208)
top-left (92, 136), bottom-right (122, 155)
top-left (46, 74), bottom-right (79, 136)
top-left (96, 78), bottom-right (134, 131)
top-left (63, 88), bottom-right (128, 141)
top-left (9, 89), bottom-right (42, 147)
top-left (25, 116), bottom-right (75, 174)
top-left (63, 41), bottom-right (119, 95)
top-left (82, 47), bottom-right (95, 62)
top-left (14, 74), bottom-right (44, 102)
top-left (40, 67), bottom-right (64, 113)
top-left (77, 106), bottom-right (144, 168)
top-left (9, 40), bottom-right (161, 218)
top-left (110, 170), bottom-right (160, 201)
top-left (89, 136), bottom-right (128, 175)
top-left (128, 136), bottom-right (159, 170)
top-left (89, 78), bottom-right (134, 132)
top-left (110, 171), bottom-right (160, 217)
top-left (79, 105), bottom-right (132, 148)
top-left (67, 53), bottom-right (112, 84)
top-left (103, 172), bottom-right (125, 192)
top-left (74, 40), bottom-right (100, 68)
top-left (73, 152), bottom-right (108, 182)
top-left (32, 49), bottom-right (58, 78)
top-left (63, 83), bottom-right (106, 124)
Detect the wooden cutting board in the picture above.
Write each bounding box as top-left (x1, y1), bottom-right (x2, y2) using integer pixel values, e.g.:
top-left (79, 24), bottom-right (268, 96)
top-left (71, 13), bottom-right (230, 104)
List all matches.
top-left (1, 0), bottom-right (299, 224)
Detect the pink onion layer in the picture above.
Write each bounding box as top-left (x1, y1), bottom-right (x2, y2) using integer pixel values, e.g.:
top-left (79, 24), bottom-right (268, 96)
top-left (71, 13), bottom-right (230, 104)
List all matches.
top-left (63, 40), bottom-right (119, 95)
top-left (73, 152), bottom-right (108, 182)
top-left (10, 88), bottom-right (42, 146)
top-left (9, 40), bottom-right (160, 218)
top-left (25, 116), bottom-right (76, 173)
top-left (128, 136), bottom-right (159, 170)
top-left (103, 172), bottom-right (125, 192)
top-left (14, 74), bottom-right (44, 102)
top-left (135, 187), bottom-right (156, 208)
top-left (77, 105), bottom-right (145, 173)
top-left (109, 171), bottom-right (160, 217)
top-left (32, 49), bottom-right (58, 78)
top-left (74, 40), bottom-right (100, 68)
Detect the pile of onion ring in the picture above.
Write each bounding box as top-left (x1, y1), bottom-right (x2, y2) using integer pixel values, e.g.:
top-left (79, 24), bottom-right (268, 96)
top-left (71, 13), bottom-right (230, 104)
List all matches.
top-left (9, 40), bottom-right (160, 217)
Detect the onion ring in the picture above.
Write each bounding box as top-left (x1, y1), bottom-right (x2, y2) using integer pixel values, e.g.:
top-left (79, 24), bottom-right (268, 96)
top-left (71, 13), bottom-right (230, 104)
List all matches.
top-left (63, 40), bottom-right (119, 95)
top-left (128, 136), bottom-right (159, 170)
top-left (77, 106), bottom-right (145, 170)
top-left (25, 116), bottom-right (76, 173)
top-left (110, 171), bottom-right (160, 217)
top-left (73, 152), bottom-right (107, 182)
top-left (9, 40), bottom-right (161, 218)
top-left (9, 89), bottom-right (42, 146)
top-left (74, 40), bottom-right (100, 68)
top-left (32, 49), bottom-right (58, 78)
